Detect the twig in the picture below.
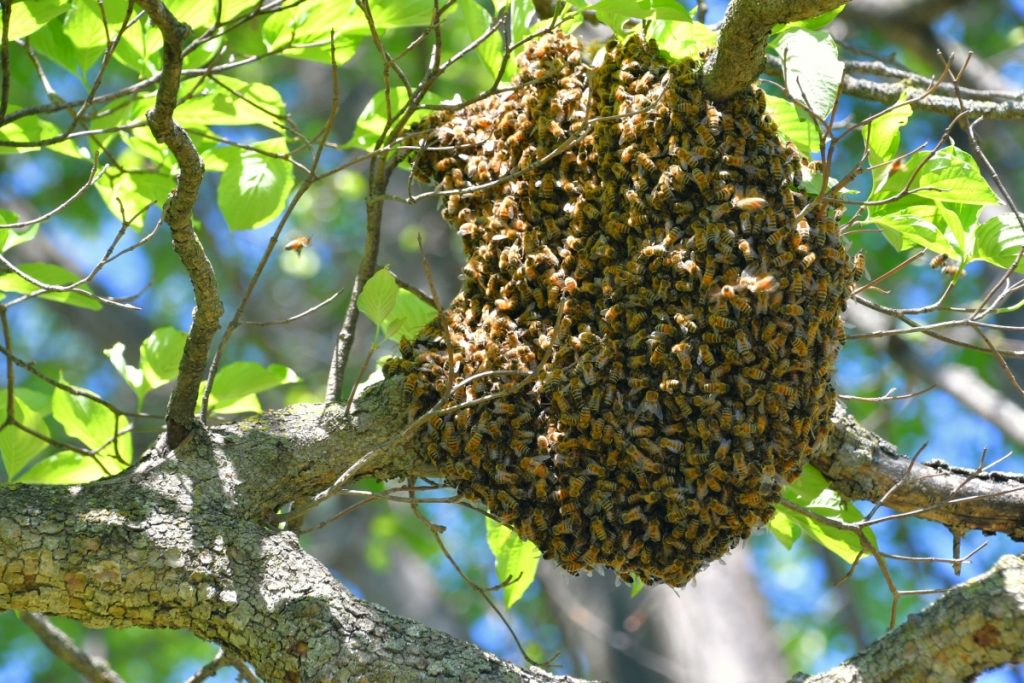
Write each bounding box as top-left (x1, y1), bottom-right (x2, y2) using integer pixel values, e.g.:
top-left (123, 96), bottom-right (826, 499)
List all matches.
top-left (20, 612), bottom-right (126, 683)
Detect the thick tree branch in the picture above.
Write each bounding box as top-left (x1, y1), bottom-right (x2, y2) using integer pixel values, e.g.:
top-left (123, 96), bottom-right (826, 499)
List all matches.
top-left (821, 404), bottom-right (1024, 540)
top-left (3, 369), bottom-right (1024, 680)
top-left (792, 554), bottom-right (1024, 682)
top-left (703, 0), bottom-right (847, 101)
top-left (136, 0), bottom-right (224, 448)
top-left (0, 383), bottom-right (580, 682)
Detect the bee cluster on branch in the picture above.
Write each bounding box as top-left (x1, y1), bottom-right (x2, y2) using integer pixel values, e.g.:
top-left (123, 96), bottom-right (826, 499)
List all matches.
top-left (387, 32), bottom-right (855, 586)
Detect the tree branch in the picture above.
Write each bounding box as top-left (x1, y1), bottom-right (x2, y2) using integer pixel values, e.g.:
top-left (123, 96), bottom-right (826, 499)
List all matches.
top-left (821, 404), bottom-right (1024, 540)
top-left (792, 554), bottom-right (1024, 682)
top-left (764, 55), bottom-right (1024, 119)
top-left (0, 383), bottom-right (580, 682)
top-left (136, 0), bottom-right (224, 448)
top-left (3, 369), bottom-right (1024, 680)
top-left (845, 301), bottom-right (1024, 446)
top-left (19, 612), bottom-right (126, 683)
top-left (703, 0), bottom-right (847, 101)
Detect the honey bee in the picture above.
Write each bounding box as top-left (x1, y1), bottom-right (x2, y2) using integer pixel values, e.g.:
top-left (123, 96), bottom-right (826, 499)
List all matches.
top-left (697, 344), bottom-right (716, 367)
top-left (741, 366), bottom-right (766, 380)
top-left (780, 185), bottom-right (794, 211)
top-left (636, 152), bottom-right (657, 174)
top-left (704, 103), bottom-right (722, 131)
top-left (691, 168), bottom-right (710, 195)
top-left (708, 314), bottom-right (737, 330)
top-left (771, 252), bottom-right (794, 268)
top-left (801, 252), bottom-right (817, 268)
top-left (695, 123), bottom-right (715, 147)
top-left (284, 235), bottom-right (312, 256)
top-left (731, 196), bottom-right (767, 212)
top-left (930, 253), bottom-right (949, 269)
top-left (639, 389), bottom-right (663, 419)
top-left (852, 251), bottom-right (865, 281)
top-left (537, 172), bottom-right (556, 198)
top-left (622, 506), bottom-right (644, 524)
top-left (781, 303), bottom-right (804, 316)
top-left (547, 119), bottom-right (565, 138)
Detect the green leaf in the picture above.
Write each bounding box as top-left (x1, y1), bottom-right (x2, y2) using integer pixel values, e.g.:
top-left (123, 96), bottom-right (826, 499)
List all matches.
top-left (913, 146), bottom-right (1000, 205)
top-left (217, 148), bottom-right (295, 230)
top-left (379, 288), bottom-right (438, 342)
top-left (764, 95), bottom-right (819, 157)
top-left (581, 0), bottom-right (690, 32)
top-left (779, 465), bottom-right (875, 565)
top-left (0, 116), bottom-right (84, 157)
top-left (261, 0), bottom-right (369, 65)
top-left (52, 375), bottom-right (130, 459)
top-left (343, 89), bottom-right (410, 149)
top-left (104, 342), bottom-right (148, 406)
top-left (485, 517), bottom-right (541, 609)
top-left (774, 30), bottom-right (844, 120)
top-left (0, 209), bottom-right (40, 254)
top-left (0, 263), bottom-right (103, 310)
top-left (863, 97), bottom-right (912, 170)
top-left (773, 4), bottom-right (846, 33)
top-left (140, 327), bottom-right (188, 388)
top-left (113, 10), bottom-right (164, 76)
top-left (95, 169), bottom-right (175, 229)
top-left (358, 268), bottom-right (400, 330)
top-left (630, 575), bottom-right (644, 597)
top-left (649, 18), bottom-right (717, 61)
top-left (32, 10), bottom-right (104, 74)
top-left (457, 0), bottom-right (506, 81)
top-left (870, 207), bottom-right (952, 254)
top-left (975, 213), bottom-right (1024, 273)
top-left (17, 450), bottom-right (128, 485)
top-left (0, 396), bottom-right (50, 478)
top-left (6, 0), bottom-right (69, 41)
top-left (201, 362), bottom-right (301, 415)
top-left (766, 507), bottom-right (802, 549)
top-left (174, 77), bottom-right (286, 131)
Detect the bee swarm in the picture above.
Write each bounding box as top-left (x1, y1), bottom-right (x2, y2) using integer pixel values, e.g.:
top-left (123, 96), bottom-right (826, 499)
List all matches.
top-left (388, 33), bottom-right (853, 586)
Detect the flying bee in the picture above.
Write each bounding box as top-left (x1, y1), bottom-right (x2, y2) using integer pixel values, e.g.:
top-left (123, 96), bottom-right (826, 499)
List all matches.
top-left (284, 235), bottom-right (312, 256)
top-left (930, 253), bottom-right (949, 269)
top-left (853, 251), bottom-right (866, 281)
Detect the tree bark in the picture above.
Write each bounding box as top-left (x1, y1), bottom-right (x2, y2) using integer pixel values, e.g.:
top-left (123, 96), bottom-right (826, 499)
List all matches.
top-left (3, 375), bottom-right (1024, 680)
